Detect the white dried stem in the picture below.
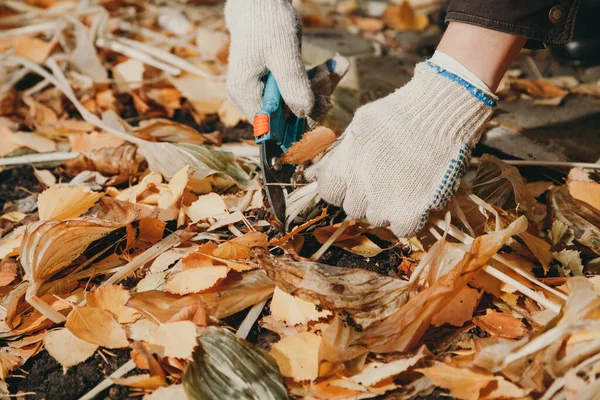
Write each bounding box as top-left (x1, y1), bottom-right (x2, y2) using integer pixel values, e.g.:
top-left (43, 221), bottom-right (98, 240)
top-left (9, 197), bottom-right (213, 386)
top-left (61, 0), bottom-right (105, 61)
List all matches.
top-left (310, 217), bottom-right (351, 262)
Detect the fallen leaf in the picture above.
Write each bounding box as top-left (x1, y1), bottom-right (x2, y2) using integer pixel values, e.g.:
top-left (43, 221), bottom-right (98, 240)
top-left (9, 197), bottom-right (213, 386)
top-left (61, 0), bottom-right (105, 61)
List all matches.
top-left (85, 285), bottom-right (140, 324)
top-left (69, 132), bottom-right (124, 152)
top-left (270, 332), bottom-right (321, 381)
top-left (278, 127), bottom-right (336, 165)
top-left (146, 384), bottom-right (187, 400)
top-left (0, 126), bottom-right (20, 156)
top-left (184, 327), bottom-right (287, 398)
top-left (66, 306), bottom-right (129, 349)
top-left (382, 2), bottom-right (429, 31)
top-left (314, 223), bottom-right (383, 257)
top-left (113, 58), bottom-right (145, 93)
top-left (38, 186), bottom-right (103, 221)
top-left (270, 286), bottom-right (330, 326)
top-left (43, 328), bottom-right (98, 369)
top-left (568, 180), bottom-right (600, 211)
top-left (12, 35), bottom-right (55, 64)
top-left (520, 232), bottom-right (554, 273)
top-left (134, 119), bottom-right (207, 145)
top-left (513, 79), bottom-right (569, 98)
top-left (472, 310), bottom-right (528, 339)
top-left (165, 266), bottom-right (230, 295)
top-left (554, 249), bottom-right (584, 276)
top-left (0, 259), bottom-right (18, 287)
top-left (11, 132), bottom-right (57, 153)
top-left (157, 165), bottom-right (190, 209)
top-left (149, 321), bottom-right (198, 359)
top-left (348, 16), bottom-right (385, 32)
top-left (431, 286), bottom-right (483, 327)
top-left (184, 193), bottom-right (228, 222)
top-left (138, 218), bottom-right (166, 244)
top-left (65, 144), bottom-right (145, 185)
top-left (33, 168), bottom-right (56, 187)
top-left (417, 362), bottom-right (496, 400)
top-left (112, 374), bottom-right (166, 390)
top-left (213, 232), bottom-right (268, 259)
top-left (270, 208), bottom-right (328, 246)
top-left (218, 100), bottom-right (246, 127)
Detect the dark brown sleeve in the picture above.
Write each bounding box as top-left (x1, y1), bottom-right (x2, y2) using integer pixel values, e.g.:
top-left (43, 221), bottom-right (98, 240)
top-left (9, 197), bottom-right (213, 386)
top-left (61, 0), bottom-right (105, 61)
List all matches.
top-left (445, 0), bottom-right (581, 48)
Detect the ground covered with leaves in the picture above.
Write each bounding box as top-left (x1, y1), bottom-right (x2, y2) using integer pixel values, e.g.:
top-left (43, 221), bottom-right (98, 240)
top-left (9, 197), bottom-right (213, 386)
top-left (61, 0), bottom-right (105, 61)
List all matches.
top-left (1, 1), bottom-right (600, 400)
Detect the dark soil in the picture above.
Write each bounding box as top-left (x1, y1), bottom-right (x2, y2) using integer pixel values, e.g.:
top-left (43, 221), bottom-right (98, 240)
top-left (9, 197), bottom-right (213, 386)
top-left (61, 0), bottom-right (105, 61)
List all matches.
top-left (8, 349), bottom-right (133, 400)
top-left (0, 166), bottom-right (43, 211)
top-left (299, 233), bottom-right (405, 278)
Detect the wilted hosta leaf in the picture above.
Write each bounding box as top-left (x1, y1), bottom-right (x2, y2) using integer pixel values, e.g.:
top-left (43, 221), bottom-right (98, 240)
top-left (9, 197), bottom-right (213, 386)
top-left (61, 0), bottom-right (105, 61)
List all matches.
top-left (20, 215), bottom-right (134, 322)
top-left (213, 232), bottom-right (268, 259)
top-left (549, 186), bottom-right (600, 255)
top-left (251, 247), bottom-right (411, 328)
top-left (65, 144), bottom-right (145, 185)
top-left (473, 155), bottom-right (545, 222)
top-left (66, 306), bottom-right (129, 349)
top-left (140, 142), bottom-right (251, 188)
top-left (359, 216), bottom-right (528, 353)
top-left (184, 327), bottom-right (287, 400)
top-left (43, 328), bottom-right (98, 368)
top-left (38, 186), bottom-right (102, 221)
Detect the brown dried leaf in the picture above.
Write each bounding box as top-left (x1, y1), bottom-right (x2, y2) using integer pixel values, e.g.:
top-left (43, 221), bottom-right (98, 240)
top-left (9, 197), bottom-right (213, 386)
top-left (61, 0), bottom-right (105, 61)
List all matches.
top-left (513, 79), bottom-right (569, 98)
top-left (568, 180), bottom-right (600, 211)
top-left (417, 362), bottom-right (496, 400)
top-left (0, 258), bottom-right (18, 287)
top-left (66, 306), bottom-right (129, 349)
top-left (472, 310), bottom-right (528, 339)
top-left (519, 232), bottom-right (554, 273)
top-left (314, 223), bottom-right (384, 257)
top-left (348, 16), bottom-right (385, 32)
top-left (112, 374), bottom-right (166, 390)
top-left (213, 232), bottom-right (268, 260)
top-left (279, 127), bottom-right (336, 165)
top-left (431, 286), bottom-right (483, 327)
top-left (11, 132), bottom-right (56, 153)
top-left (0, 126), bottom-right (20, 156)
top-left (65, 144), bottom-right (145, 184)
top-left (134, 119), bottom-right (207, 145)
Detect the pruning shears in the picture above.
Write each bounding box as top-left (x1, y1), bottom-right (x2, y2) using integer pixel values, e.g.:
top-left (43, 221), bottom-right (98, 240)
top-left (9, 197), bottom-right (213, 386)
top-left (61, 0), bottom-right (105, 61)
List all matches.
top-left (254, 59), bottom-right (338, 224)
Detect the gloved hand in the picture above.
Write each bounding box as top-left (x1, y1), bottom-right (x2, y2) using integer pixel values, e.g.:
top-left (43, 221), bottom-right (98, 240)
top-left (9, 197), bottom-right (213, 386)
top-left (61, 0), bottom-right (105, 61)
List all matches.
top-left (224, 0), bottom-right (313, 121)
top-left (306, 60), bottom-right (498, 238)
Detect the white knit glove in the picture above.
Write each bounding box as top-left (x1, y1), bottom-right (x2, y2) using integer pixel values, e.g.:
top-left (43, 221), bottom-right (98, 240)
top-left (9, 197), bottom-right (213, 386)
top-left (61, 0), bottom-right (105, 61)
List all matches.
top-left (224, 0), bottom-right (313, 120)
top-left (306, 61), bottom-right (498, 238)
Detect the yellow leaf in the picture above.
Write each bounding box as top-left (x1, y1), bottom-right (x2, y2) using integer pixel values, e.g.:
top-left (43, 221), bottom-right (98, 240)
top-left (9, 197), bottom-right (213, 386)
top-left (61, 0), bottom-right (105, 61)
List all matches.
top-left (44, 328), bottom-right (98, 368)
top-left (568, 180), bottom-right (600, 211)
top-left (213, 232), bottom-right (269, 260)
top-left (472, 310), bottom-right (528, 339)
top-left (270, 287), bottom-right (330, 326)
top-left (184, 193), bottom-right (228, 222)
top-left (417, 362), bottom-right (495, 400)
top-left (66, 306), bottom-right (129, 349)
top-left (382, 2), bottom-right (429, 31)
top-left (513, 79), bottom-right (569, 98)
top-left (431, 286), bottom-right (482, 327)
top-left (519, 232), bottom-right (554, 273)
top-left (165, 266), bottom-right (230, 295)
top-left (85, 285), bottom-right (141, 324)
top-left (138, 218), bottom-right (166, 244)
top-left (279, 127), bottom-right (336, 164)
top-left (157, 165), bottom-right (190, 209)
top-left (38, 186), bottom-right (103, 221)
top-left (218, 100), bottom-right (246, 127)
top-left (149, 321), bottom-right (198, 359)
top-left (270, 332), bottom-right (321, 381)
top-left (12, 35), bottom-right (55, 64)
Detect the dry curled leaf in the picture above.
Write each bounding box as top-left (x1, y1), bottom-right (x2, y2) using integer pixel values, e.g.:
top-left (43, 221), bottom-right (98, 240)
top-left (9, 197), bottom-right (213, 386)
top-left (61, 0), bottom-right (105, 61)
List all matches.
top-left (38, 186), bottom-right (103, 221)
top-left (66, 306), bottom-right (129, 349)
top-left (65, 144), bottom-right (145, 185)
top-left (279, 127), bottom-right (336, 165)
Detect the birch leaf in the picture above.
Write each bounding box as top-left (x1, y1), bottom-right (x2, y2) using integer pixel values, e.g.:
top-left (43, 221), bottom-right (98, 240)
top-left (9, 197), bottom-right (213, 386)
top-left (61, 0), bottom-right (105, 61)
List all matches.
top-left (149, 321), bottom-right (198, 359)
top-left (270, 286), bottom-right (330, 326)
top-left (44, 328), bottom-right (98, 368)
top-left (184, 193), bottom-right (228, 223)
top-left (85, 285), bottom-right (140, 324)
top-left (165, 266), bottom-right (230, 295)
top-left (213, 232), bottom-right (268, 260)
top-left (270, 332), bottom-right (321, 381)
top-left (66, 306), bottom-right (129, 349)
top-left (38, 186), bottom-right (103, 221)
top-left (184, 327), bottom-right (287, 400)
top-left (417, 362), bottom-right (495, 400)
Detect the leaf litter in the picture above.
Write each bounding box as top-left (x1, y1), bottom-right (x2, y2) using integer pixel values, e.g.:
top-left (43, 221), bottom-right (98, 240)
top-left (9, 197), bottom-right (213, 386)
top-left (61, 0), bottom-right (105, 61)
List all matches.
top-left (0, 1), bottom-right (600, 400)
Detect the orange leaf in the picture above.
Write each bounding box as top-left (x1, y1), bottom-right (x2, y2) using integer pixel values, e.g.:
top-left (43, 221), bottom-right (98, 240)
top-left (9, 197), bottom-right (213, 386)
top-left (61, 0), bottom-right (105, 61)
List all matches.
top-left (382, 2), bottom-right (429, 32)
top-left (213, 232), bottom-right (268, 259)
top-left (66, 306), bottom-right (129, 349)
top-left (279, 127), bottom-right (336, 164)
top-left (568, 180), bottom-right (600, 211)
top-left (472, 310), bottom-right (528, 339)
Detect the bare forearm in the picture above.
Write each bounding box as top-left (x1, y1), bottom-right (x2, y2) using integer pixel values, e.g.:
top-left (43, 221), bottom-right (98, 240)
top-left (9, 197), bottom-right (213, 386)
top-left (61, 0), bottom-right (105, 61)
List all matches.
top-left (437, 22), bottom-right (528, 92)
